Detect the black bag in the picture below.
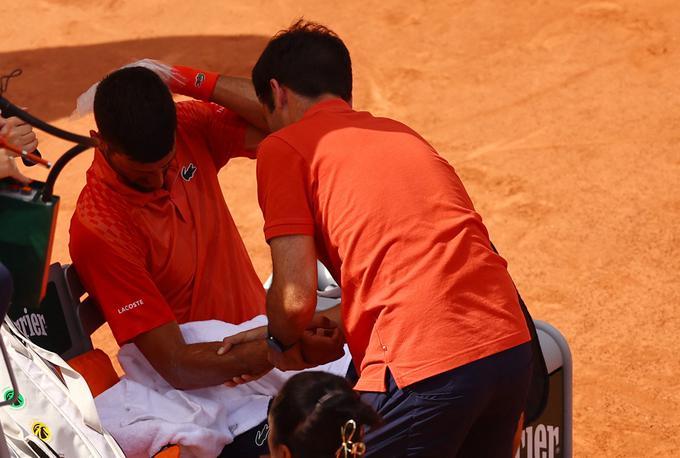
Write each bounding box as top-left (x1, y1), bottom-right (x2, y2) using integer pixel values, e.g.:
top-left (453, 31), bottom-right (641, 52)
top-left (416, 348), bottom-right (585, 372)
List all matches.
top-left (0, 95), bottom-right (94, 356)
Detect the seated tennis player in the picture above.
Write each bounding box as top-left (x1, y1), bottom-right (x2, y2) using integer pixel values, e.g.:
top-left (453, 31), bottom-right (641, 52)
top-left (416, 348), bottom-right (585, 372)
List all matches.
top-left (70, 65), bottom-right (276, 390)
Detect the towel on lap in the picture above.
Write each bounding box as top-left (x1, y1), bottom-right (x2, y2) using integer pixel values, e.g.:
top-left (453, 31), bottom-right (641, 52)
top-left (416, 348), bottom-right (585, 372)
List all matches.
top-left (95, 315), bottom-right (351, 458)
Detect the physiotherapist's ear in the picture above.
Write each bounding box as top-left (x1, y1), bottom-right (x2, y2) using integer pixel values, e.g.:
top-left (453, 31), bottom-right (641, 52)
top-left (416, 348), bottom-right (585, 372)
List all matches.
top-left (269, 78), bottom-right (287, 109)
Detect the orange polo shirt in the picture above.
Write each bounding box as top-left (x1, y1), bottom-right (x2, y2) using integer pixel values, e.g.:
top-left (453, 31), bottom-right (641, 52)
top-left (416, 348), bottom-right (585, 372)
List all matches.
top-left (70, 101), bottom-right (265, 345)
top-left (257, 99), bottom-right (530, 392)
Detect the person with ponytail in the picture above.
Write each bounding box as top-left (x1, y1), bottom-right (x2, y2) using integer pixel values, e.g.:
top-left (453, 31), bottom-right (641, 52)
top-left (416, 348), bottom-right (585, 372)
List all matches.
top-left (268, 371), bottom-right (380, 458)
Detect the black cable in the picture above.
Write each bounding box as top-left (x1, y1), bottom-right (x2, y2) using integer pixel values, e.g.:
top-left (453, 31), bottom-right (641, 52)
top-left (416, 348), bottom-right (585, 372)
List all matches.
top-left (0, 69), bottom-right (22, 96)
top-left (39, 143), bottom-right (91, 203)
top-left (0, 69), bottom-right (95, 202)
top-left (0, 97), bottom-right (94, 145)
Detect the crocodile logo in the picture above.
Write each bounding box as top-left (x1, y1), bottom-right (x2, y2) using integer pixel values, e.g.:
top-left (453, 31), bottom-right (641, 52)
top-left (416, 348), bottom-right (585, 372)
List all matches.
top-left (181, 163), bottom-right (197, 182)
top-left (255, 423), bottom-right (269, 447)
top-left (194, 73), bottom-right (206, 88)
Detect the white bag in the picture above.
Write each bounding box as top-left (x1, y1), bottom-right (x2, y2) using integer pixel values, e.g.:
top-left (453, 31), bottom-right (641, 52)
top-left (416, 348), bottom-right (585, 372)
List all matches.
top-left (0, 318), bottom-right (125, 457)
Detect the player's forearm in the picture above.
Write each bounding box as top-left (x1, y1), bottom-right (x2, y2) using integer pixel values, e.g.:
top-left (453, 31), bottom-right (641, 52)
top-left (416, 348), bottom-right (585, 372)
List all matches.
top-left (168, 340), bottom-right (272, 390)
top-left (211, 76), bottom-right (269, 132)
top-left (165, 64), bottom-right (268, 132)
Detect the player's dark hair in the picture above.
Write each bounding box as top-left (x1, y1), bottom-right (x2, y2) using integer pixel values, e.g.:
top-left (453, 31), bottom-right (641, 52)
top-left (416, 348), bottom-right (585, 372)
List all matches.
top-left (94, 66), bottom-right (176, 163)
top-left (252, 19), bottom-right (352, 111)
top-left (269, 371), bottom-right (380, 458)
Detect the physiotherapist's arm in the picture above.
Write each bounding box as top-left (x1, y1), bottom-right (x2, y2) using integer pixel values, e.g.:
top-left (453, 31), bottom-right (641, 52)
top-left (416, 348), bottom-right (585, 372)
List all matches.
top-left (134, 322), bottom-right (273, 390)
top-left (267, 235), bottom-right (318, 346)
top-left (265, 235), bottom-right (346, 371)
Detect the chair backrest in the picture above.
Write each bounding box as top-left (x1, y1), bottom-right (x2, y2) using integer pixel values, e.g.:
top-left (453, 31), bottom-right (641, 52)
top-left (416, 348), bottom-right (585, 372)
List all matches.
top-left (63, 264), bottom-right (106, 339)
top-left (59, 263), bottom-right (106, 360)
top-left (9, 262), bottom-right (105, 361)
top-left (0, 263), bottom-right (12, 321)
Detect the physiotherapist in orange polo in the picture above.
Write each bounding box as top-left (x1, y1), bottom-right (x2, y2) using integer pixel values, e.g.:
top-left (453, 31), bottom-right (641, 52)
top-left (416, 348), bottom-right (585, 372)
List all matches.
top-left (226, 21), bottom-right (534, 457)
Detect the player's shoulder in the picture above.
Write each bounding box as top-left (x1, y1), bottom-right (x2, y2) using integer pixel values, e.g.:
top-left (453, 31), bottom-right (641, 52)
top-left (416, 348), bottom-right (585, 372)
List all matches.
top-left (175, 100), bottom-right (241, 140)
top-left (175, 100), bottom-right (206, 123)
top-left (175, 100), bottom-right (230, 122)
top-left (71, 182), bottom-right (143, 257)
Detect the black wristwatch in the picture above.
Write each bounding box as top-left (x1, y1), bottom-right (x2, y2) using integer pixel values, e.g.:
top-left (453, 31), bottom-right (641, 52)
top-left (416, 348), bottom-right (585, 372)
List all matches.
top-left (266, 327), bottom-right (296, 353)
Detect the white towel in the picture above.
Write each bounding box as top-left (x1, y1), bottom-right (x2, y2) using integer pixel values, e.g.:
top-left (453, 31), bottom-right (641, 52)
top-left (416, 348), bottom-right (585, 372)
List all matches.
top-left (95, 315), bottom-right (351, 458)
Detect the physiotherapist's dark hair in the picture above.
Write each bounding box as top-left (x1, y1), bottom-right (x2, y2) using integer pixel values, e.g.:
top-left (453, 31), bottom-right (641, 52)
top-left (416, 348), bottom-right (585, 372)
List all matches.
top-left (252, 19), bottom-right (353, 111)
top-left (94, 66), bottom-right (176, 163)
top-left (269, 371), bottom-right (380, 458)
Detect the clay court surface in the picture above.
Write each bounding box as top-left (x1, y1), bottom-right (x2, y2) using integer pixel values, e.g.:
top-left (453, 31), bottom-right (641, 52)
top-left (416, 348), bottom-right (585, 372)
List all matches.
top-left (2, 0), bottom-right (679, 456)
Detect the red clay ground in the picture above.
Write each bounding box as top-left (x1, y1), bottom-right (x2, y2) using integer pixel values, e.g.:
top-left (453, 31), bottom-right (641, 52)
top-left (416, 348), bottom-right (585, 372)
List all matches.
top-left (2, 1), bottom-right (679, 456)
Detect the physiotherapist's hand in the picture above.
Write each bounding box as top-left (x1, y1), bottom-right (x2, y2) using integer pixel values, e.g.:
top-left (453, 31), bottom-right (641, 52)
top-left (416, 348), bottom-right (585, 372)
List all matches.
top-left (217, 325), bottom-right (267, 356)
top-left (223, 367), bottom-right (272, 388)
top-left (218, 326), bottom-right (269, 387)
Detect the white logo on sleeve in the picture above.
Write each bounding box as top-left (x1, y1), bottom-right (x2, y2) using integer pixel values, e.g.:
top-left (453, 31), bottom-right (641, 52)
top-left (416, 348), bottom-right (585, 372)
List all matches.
top-left (117, 299), bottom-right (145, 315)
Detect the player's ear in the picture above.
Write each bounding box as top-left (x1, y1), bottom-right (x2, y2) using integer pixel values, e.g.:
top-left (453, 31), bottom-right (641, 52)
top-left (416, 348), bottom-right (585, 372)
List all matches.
top-left (89, 130), bottom-right (102, 147)
top-left (90, 130), bottom-right (112, 155)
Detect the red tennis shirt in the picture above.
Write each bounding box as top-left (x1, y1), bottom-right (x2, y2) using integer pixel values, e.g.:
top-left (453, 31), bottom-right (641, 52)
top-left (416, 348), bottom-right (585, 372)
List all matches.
top-left (257, 98), bottom-right (530, 392)
top-left (70, 101), bottom-right (265, 345)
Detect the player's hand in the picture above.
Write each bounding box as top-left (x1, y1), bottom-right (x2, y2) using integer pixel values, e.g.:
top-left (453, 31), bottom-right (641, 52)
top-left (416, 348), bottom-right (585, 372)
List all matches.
top-left (300, 315), bottom-right (346, 366)
top-left (121, 59), bottom-right (177, 85)
top-left (0, 116), bottom-right (38, 153)
top-left (269, 317), bottom-right (345, 371)
top-left (120, 59), bottom-right (218, 101)
top-left (268, 343), bottom-right (315, 372)
top-left (75, 59), bottom-right (180, 116)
